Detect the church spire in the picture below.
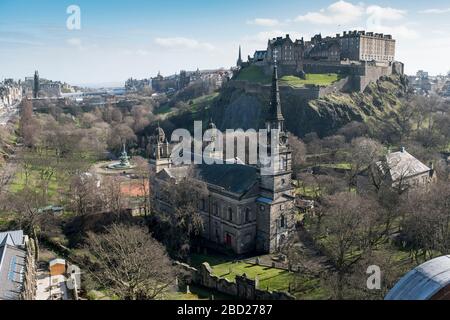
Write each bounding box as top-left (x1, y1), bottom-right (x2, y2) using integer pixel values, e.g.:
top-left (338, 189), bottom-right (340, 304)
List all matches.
top-left (237, 45), bottom-right (243, 67)
top-left (267, 63), bottom-right (284, 123)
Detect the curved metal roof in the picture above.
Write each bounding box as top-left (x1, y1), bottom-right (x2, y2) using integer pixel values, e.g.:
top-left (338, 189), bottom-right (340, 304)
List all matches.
top-left (385, 255), bottom-right (450, 300)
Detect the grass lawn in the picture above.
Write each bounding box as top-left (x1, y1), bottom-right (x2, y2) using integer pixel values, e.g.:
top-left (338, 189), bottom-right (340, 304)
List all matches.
top-left (189, 252), bottom-right (234, 269)
top-left (236, 65), bottom-right (341, 87)
top-left (280, 74), bottom-right (341, 87)
top-left (235, 65), bottom-right (271, 83)
top-left (154, 103), bottom-right (172, 115)
top-left (188, 92), bottom-right (219, 111)
top-left (10, 169), bottom-right (61, 196)
top-left (211, 262), bottom-right (294, 292)
top-left (295, 186), bottom-right (320, 198)
top-left (319, 162), bottom-right (352, 170)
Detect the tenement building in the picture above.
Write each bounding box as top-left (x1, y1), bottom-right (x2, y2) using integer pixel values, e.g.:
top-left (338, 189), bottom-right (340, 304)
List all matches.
top-left (150, 65), bottom-right (296, 255)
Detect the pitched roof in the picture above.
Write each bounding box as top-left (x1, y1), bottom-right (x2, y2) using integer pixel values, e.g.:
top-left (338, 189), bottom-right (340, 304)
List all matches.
top-left (385, 255), bottom-right (450, 300)
top-left (380, 150), bottom-right (430, 182)
top-left (0, 230), bottom-right (24, 247)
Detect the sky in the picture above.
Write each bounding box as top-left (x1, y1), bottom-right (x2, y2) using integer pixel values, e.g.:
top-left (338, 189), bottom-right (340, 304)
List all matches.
top-left (1, 0), bottom-right (450, 85)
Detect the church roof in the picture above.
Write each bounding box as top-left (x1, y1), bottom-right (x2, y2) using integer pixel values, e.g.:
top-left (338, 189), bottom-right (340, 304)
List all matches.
top-left (378, 149), bottom-right (430, 182)
top-left (385, 255), bottom-right (450, 300)
top-left (162, 164), bottom-right (259, 195)
top-left (196, 164), bottom-right (258, 194)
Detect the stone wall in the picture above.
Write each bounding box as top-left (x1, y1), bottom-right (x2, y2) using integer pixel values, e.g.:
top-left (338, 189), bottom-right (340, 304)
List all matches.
top-left (176, 261), bottom-right (296, 300)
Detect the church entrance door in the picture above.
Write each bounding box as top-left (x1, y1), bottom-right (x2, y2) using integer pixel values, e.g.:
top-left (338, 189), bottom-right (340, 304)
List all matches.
top-left (225, 233), bottom-right (232, 246)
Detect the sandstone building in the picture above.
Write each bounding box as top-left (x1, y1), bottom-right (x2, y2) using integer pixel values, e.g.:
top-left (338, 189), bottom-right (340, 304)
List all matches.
top-left (150, 65), bottom-right (296, 255)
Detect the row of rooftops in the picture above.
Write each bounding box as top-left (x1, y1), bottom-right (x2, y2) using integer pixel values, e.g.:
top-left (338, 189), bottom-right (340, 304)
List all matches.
top-left (268, 30), bottom-right (394, 46)
top-left (338, 30), bottom-right (393, 39)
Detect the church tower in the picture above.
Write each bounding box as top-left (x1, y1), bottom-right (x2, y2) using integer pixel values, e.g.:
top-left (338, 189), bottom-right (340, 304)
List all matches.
top-left (256, 63), bottom-right (295, 253)
top-left (149, 124), bottom-right (171, 173)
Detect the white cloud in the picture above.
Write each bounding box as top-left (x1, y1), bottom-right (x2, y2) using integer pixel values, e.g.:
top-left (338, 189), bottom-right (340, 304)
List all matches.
top-left (366, 5), bottom-right (406, 22)
top-left (66, 37), bottom-right (84, 50)
top-left (295, 1), bottom-right (364, 25)
top-left (246, 18), bottom-right (280, 27)
top-left (365, 6), bottom-right (417, 40)
top-left (419, 8), bottom-right (450, 14)
top-left (154, 37), bottom-right (215, 51)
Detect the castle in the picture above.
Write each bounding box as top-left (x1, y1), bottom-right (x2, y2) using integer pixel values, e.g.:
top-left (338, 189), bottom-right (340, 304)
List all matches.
top-left (240, 30), bottom-right (403, 92)
top-left (150, 64), bottom-right (296, 255)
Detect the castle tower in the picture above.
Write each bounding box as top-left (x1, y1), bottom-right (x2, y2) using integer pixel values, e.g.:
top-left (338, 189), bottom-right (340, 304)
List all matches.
top-left (149, 124), bottom-right (171, 173)
top-left (237, 45), bottom-right (243, 67)
top-left (256, 63), bottom-right (295, 253)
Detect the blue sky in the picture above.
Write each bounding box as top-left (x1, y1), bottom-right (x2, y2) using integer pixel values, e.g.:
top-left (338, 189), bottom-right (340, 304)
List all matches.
top-left (1, 0), bottom-right (450, 85)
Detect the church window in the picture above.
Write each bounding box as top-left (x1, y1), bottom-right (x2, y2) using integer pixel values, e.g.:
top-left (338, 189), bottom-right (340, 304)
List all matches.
top-left (245, 208), bottom-right (251, 223)
top-left (280, 215), bottom-right (286, 228)
top-left (200, 199), bottom-right (206, 211)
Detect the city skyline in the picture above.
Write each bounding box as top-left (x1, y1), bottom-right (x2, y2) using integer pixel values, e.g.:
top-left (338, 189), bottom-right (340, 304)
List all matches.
top-left (1, 0), bottom-right (450, 85)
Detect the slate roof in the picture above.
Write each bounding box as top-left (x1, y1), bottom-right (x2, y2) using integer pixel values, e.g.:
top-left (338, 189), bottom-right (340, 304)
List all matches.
top-left (163, 164), bottom-right (259, 195)
top-left (379, 150), bottom-right (430, 182)
top-left (0, 230), bottom-right (24, 247)
top-left (385, 255), bottom-right (450, 300)
top-left (196, 164), bottom-right (258, 195)
top-left (0, 230), bottom-right (27, 300)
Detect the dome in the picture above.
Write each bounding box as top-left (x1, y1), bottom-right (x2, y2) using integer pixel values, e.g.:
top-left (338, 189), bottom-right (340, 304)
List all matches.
top-left (207, 119), bottom-right (217, 130)
top-left (385, 255), bottom-right (450, 300)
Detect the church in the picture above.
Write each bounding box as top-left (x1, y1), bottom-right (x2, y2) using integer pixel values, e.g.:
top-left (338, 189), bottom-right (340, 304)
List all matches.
top-left (149, 64), bottom-right (296, 255)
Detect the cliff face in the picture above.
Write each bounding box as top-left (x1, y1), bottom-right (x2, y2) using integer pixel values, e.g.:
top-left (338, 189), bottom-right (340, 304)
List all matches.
top-left (210, 75), bottom-right (409, 137)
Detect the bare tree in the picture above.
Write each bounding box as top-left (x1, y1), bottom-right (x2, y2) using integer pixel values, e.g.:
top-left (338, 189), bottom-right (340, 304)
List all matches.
top-left (289, 134), bottom-right (307, 180)
top-left (86, 224), bottom-right (176, 300)
top-left (153, 168), bottom-right (207, 259)
top-left (132, 156), bottom-right (152, 216)
top-left (346, 137), bottom-right (384, 190)
top-left (314, 192), bottom-right (382, 299)
top-left (400, 182), bottom-right (450, 262)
